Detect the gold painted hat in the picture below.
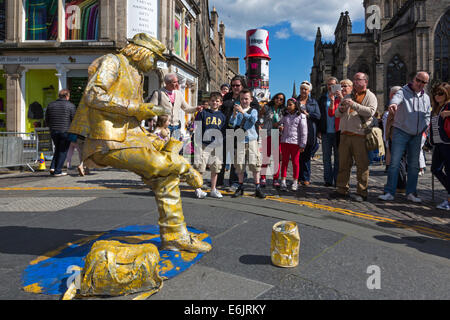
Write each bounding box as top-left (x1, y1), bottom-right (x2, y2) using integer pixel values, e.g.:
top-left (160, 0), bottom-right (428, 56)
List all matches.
top-left (128, 33), bottom-right (166, 60)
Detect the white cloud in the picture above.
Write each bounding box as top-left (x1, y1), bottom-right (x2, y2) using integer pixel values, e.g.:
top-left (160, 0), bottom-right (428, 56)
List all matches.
top-left (209, 0), bottom-right (365, 41)
top-left (274, 28), bottom-right (290, 39)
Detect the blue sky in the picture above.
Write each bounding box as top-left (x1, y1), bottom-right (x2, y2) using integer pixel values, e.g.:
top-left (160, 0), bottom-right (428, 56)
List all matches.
top-left (210, 0), bottom-right (366, 99)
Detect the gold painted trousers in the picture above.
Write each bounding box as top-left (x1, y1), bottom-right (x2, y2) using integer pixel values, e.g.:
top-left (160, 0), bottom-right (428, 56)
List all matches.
top-left (91, 145), bottom-right (195, 241)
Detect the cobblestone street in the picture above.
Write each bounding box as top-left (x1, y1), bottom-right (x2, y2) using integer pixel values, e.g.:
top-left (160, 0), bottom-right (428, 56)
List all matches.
top-left (238, 145), bottom-right (450, 238)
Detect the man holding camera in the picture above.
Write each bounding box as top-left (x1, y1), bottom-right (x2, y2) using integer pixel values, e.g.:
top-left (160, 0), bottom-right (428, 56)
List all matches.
top-left (330, 73), bottom-right (377, 202)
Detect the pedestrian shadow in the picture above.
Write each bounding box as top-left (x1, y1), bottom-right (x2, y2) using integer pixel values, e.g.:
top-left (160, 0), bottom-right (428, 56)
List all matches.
top-left (239, 254), bottom-right (272, 265)
top-left (77, 179), bottom-right (146, 189)
top-left (373, 232), bottom-right (450, 260)
top-left (0, 226), bottom-right (102, 256)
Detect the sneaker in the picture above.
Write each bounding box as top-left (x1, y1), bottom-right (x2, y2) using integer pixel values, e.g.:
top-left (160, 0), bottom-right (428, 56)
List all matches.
top-left (210, 189), bottom-right (223, 199)
top-left (272, 180), bottom-right (280, 188)
top-left (436, 200), bottom-right (450, 211)
top-left (302, 181), bottom-right (310, 186)
top-left (350, 194), bottom-right (367, 202)
top-left (291, 181), bottom-right (298, 191)
top-left (195, 188), bottom-right (207, 199)
top-left (378, 193), bottom-right (394, 201)
top-left (406, 193), bottom-right (422, 203)
top-left (260, 178), bottom-right (266, 187)
top-left (280, 180), bottom-right (287, 191)
top-left (419, 169), bottom-right (425, 176)
top-left (255, 186), bottom-right (266, 199)
top-left (229, 183), bottom-right (239, 193)
top-left (53, 172), bottom-right (68, 177)
top-left (232, 184), bottom-right (244, 198)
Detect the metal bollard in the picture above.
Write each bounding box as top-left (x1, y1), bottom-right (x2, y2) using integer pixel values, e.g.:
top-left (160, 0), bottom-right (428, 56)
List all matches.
top-left (270, 221), bottom-right (300, 268)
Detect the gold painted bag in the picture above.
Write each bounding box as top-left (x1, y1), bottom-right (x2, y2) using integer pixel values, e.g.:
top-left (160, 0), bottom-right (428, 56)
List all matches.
top-left (63, 240), bottom-right (164, 300)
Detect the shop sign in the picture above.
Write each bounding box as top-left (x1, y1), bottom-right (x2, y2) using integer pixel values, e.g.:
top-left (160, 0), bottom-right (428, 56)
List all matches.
top-left (127, 0), bottom-right (159, 39)
top-left (0, 55), bottom-right (100, 65)
top-left (34, 127), bottom-right (53, 155)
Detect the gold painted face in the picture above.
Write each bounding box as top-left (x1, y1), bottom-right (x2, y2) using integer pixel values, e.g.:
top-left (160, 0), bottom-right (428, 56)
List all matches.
top-left (135, 53), bottom-right (155, 73)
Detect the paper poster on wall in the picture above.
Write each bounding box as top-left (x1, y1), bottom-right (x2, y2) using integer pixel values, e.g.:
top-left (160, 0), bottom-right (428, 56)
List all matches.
top-left (127, 0), bottom-right (158, 39)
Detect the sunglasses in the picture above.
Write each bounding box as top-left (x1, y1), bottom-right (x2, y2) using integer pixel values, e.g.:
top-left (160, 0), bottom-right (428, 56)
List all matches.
top-left (415, 78), bottom-right (428, 84)
top-left (231, 84), bottom-right (242, 87)
top-left (435, 91), bottom-right (445, 96)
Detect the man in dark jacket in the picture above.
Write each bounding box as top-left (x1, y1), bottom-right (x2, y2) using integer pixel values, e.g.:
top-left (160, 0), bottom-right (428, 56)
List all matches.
top-left (45, 89), bottom-right (76, 176)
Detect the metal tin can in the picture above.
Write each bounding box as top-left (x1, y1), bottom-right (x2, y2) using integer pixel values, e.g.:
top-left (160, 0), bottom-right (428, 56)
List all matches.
top-left (270, 221), bottom-right (300, 268)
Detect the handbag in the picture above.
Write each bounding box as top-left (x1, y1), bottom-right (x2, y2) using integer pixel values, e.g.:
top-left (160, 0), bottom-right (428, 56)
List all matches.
top-left (63, 240), bottom-right (164, 300)
top-left (359, 115), bottom-right (382, 151)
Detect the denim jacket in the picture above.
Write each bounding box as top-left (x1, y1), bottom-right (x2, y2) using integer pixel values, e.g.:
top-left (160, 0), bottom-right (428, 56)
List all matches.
top-left (229, 107), bottom-right (259, 143)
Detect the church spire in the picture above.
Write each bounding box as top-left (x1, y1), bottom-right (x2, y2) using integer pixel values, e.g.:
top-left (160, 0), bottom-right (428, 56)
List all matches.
top-left (292, 81), bottom-right (297, 98)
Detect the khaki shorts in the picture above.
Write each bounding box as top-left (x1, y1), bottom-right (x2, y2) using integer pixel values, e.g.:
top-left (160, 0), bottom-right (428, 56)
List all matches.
top-left (194, 144), bottom-right (223, 173)
top-left (234, 139), bottom-right (262, 174)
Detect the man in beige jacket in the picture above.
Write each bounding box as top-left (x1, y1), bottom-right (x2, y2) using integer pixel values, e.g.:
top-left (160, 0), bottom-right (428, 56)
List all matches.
top-left (330, 73), bottom-right (377, 202)
top-left (147, 73), bottom-right (201, 138)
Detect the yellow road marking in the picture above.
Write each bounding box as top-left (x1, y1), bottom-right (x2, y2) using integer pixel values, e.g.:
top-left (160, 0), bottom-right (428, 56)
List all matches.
top-left (1, 186), bottom-right (449, 240)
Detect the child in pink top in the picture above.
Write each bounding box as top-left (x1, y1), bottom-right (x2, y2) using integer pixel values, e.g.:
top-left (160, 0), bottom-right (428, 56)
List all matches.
top-left (278, 98), bottom-right (308, 191)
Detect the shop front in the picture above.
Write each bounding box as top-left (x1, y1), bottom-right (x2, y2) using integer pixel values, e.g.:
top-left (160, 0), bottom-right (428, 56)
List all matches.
top-left (0, 54), bottom-right (99, 133)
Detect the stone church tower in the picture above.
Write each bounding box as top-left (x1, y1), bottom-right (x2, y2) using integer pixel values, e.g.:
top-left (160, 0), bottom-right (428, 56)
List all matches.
top-left (311, 0), bottom-right (449, 113)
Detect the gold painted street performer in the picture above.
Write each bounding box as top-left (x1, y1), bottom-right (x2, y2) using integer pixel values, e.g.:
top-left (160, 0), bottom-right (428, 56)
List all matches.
top-left (69, 33), bottom-right (211, 253)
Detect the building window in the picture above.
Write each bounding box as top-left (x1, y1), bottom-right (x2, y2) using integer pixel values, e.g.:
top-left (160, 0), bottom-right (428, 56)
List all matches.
top-left (434, 9), bottom-right (449, 83)
top-left (174, 7), bottom-right (182, 56)
top-left (0, 0), bottom-right (5, 41)
top-left (24, 0), bottom-right (99, 41)
top-left (387, 55), bottom-right (407, 100)
top-left (184, 17), bottom-right (190, 62)
top-left (384, 0), bottom-right (390, 18)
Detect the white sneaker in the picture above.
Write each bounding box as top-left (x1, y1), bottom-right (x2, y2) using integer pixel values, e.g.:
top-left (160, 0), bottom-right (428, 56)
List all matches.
top-left (210, 189), bottom-right (223, 198)
top-left (378, 193), bottom-right (394, 201)
top-left (53, 172), bottom-right (68, 177)
top-left (406, 193), bottom-right (422, 203)
top-left (291, 181), bottom-right (298, 191)
top-left (195, 188), bottom-right (207, 199)
top-left (436, 200), bottom-right (450, 211)
top-left (280, 180), bottom-right (287, 191)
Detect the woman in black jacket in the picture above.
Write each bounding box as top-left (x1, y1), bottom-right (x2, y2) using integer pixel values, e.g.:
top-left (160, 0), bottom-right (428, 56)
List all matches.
top-left (430, 82), bottom-right (450, 210)
top-left (297, 81), bottom-right (321, 185)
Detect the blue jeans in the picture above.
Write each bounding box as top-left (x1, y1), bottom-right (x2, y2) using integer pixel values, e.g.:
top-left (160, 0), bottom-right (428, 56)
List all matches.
top-left (431, 143), bottom-right (450, 195)
top-left (384, 127), bottom-right (422, 196)
top-left (299, 143), bottom-right (313, 182)
top-left (322, 132), bottom-right (339, 185)
top-left (169, 124), bottom-right (181, 140)
top-left (50, 131), bottom-right (71, 174)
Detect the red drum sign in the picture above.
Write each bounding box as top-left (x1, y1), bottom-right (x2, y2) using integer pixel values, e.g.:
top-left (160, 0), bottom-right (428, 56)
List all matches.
top-left (246, 29), bottom-right (270, 60)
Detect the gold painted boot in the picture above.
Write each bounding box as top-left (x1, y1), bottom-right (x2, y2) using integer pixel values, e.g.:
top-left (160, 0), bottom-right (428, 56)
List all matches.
top-left (160, 230), bottom-right (211, 253)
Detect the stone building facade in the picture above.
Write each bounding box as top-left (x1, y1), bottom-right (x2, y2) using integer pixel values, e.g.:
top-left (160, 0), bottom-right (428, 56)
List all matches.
top-left (0, 0), bottom-right (202, 134)
top-left (196, 1), bottom-right (239, 102)
top-left (311, 0), bottom-right (449, 112)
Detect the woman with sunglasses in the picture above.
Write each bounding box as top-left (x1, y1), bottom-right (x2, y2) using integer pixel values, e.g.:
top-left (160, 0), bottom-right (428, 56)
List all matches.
top-left (259, 92), bottom-right (286, 187)
top-left (297, 81), bottom-right (321, 186)
top-left (430, 82), bottom-right (450, 210)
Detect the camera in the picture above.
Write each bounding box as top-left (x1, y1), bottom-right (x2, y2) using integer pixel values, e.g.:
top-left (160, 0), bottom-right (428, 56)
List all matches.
top-left (331, 84), bottom-right (341, 93)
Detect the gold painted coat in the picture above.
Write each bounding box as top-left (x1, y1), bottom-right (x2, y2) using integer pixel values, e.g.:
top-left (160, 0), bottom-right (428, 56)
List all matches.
top-left (69, 53), bottom-right (156, 160)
